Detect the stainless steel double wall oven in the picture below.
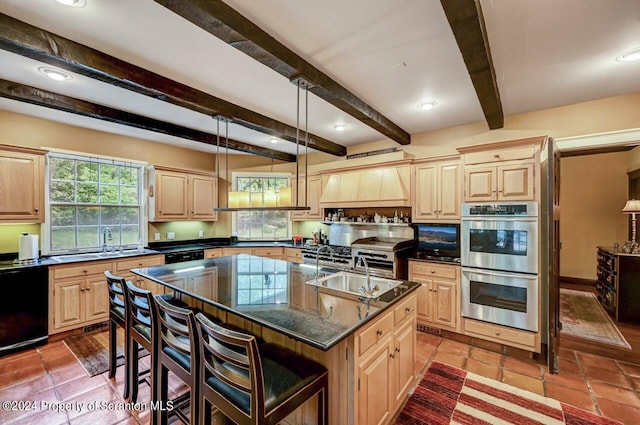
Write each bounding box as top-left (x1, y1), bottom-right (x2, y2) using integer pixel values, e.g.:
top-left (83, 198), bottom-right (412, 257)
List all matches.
top-left (461, 202), bottom-right (539, 332)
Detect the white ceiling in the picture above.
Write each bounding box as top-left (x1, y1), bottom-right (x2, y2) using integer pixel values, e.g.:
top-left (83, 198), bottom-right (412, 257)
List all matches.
top-left (0, 0), bottom-right (639, 156)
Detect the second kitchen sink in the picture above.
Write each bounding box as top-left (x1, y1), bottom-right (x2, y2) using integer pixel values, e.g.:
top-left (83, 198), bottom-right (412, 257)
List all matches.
top-left (306, 271), bottom-right (403, 298)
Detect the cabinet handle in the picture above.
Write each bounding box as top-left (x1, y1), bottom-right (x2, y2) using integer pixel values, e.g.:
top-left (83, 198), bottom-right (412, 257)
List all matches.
top-left (81, 284), bottom-right (85, 291)
top-left (433, 289), bottom-right (437, 293)
top-left (405, 307), bottom-right (411, 313)
top-left (376, 329), bottom-right (383, 336)
top-left (83, 269), bottom-right (87, 273)
top-left (34, 208), bottom-right (39, 212)
top-left (138, 263), bottom-right (143, 267)
top-left (430, 270), bottom-right (435, 273)
top-left (492, 190), bottom-right (497, 193)
top-left (495, 331), bottom-right (500, 336)
top-left (498, 189), bottom-right (503, 193)
top-left (390, 353), bottom-right (395, 359)
top-left (494, 154), bottom-right (500, 159)
top-left (395, 347), bottom-right (401, 353)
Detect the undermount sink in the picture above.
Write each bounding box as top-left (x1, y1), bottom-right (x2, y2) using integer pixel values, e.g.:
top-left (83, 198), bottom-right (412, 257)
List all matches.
top-left (306, 271), bottom-right (403, 299)
top-left (50, 249), bottom-right (150, 262)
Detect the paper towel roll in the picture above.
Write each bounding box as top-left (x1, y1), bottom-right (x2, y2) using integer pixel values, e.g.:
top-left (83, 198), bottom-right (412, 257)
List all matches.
top-left (19, 234), bottom-right (39, 262)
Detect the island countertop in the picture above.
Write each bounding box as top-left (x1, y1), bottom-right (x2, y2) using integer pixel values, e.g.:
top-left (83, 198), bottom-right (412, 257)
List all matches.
top-left (132, 254), bottom-right (419, 351)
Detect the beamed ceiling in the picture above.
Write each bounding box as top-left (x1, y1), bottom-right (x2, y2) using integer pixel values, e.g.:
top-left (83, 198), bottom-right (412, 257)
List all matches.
top-left (0, 0), bottom-right (639, 160)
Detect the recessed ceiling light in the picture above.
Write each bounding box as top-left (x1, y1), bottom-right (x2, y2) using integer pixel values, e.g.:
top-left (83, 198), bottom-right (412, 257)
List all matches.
top-left (38, 67), bottom-right (73, 81)
top-left (617, 48), bottom-right (640, 62)
top-left (269, 138), bottom-right (279, 144)
top-left (334, 124), bottom-right (346, 132)
top-left (417, 101), bottom-right (438, 111)
top-left (55, 0), bottom-right (86, 7)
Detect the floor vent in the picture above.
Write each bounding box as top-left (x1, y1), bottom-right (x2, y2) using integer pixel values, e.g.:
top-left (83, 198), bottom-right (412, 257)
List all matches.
top-left (83, 321), bottom-right (108, 333)
top-left (417, 324), bottom-right (441, 335)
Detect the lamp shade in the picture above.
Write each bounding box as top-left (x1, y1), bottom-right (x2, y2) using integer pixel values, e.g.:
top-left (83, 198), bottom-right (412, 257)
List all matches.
top-left (622, 199), bottom-right (640, 214)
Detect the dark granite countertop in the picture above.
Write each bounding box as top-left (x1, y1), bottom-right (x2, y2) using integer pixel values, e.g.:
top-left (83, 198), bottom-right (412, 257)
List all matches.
top-left (132, 254), bottom-right (419, 351)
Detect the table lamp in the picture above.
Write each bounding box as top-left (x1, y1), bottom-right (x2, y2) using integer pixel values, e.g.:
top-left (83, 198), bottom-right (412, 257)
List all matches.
top-left (621, 199), bottom-right (640, 244)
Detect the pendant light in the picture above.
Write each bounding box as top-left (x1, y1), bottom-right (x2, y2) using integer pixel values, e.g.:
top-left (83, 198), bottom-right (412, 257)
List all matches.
top-left (214, 76), bottom-right (312, 212)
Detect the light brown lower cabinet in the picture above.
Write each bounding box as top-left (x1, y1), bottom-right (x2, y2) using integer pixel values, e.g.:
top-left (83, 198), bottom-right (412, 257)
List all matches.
top-left (284, 247), bottom-right (303, 263)
top-left (409, 261), bottom-right (459, 332)
top-left (115, 254), bottom-right (165, 295)
top-left (355, 293), bottom-right (417, 425)
top-left (220, 246), bottom-right (284, 259)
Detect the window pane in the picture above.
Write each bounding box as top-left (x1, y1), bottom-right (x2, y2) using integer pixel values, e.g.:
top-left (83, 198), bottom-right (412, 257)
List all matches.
top-left (121, 207), bottom-right (139, 224)
top-left (120, 167), bottom-right (138, 185)
top-left (78, 226), bottom-right (99, 248)
top-left (77, 183), bottom-right (98, 203)
top-left (77, 162), bottom-right (98, 182)
top-left (51, 228), bottom-right (75, 250)
top-left (51, 206), bottom-right (76, 226)
top-left (51, 181), bottom-right (75, 203)
top-left (121, 186), bottom-right (138, 204)
top-left (100, 185), bottom-right (119, 204)
top-left (77, 206), bottom-right (99, 226)
top-left (100, 164), bottom-right (119, 184)
top-left (101, 207), bottom-right (120, 226)
top-left (121, 226), bottom-right (139, 245)
top-left (50, 158), bottom-right (75, 181)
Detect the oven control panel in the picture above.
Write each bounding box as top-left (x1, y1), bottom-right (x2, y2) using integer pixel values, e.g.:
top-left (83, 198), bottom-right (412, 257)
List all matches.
top-left (463, 202), bottom-right (538, 217)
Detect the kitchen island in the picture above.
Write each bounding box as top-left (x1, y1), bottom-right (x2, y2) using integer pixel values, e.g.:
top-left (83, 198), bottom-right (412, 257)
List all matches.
top-left (132, 254), bottom-right (419, 425)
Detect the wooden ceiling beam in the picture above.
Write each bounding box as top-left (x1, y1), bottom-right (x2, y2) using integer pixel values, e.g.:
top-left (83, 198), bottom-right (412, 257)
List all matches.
top-left (0, 78), bottom-right (297, 162)
top-left (153, 0), bottom-right (411, 145)
top-left (440, 0), bottom-right (504, 129)
top-left (0, 13), bottom-right (345, 156)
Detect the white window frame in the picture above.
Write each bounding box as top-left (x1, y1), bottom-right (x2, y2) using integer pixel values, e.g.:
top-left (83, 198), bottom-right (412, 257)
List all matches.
top-left (42, 151), bottom-right (147, 255)
top-left (231, 171), bottom-right (292, 241)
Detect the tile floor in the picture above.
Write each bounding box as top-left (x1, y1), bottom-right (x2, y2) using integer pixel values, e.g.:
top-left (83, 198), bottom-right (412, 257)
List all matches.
top-left (1, 331), bottom-right (640, 424)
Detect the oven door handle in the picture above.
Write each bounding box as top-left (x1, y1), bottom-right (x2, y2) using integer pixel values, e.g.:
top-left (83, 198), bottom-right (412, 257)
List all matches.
top-left (461, 267), bottom-right (538, 279)
top-left (461, 217), bottom-right (538, 222)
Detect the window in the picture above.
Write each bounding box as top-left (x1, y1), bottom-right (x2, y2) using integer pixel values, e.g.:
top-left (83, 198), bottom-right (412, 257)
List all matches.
top-left (45, 153), bottom-right (145, 254)
top-left (233, 173), bottom-right (291, 240)
top-left (235, 255), bottom-right (288, 305)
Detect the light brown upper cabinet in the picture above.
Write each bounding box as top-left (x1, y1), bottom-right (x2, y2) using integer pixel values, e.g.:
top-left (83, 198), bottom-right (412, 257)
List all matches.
top-left (0, 145), bottom-right (46, 223)
top-left (149, 166), bottom-right (217, 222)
top-left (290, 174), bottom-right (322, 221)
top-left (459, 138), bottom-right (543, 202)
top-left (412, 159), bottom-right (461, 222)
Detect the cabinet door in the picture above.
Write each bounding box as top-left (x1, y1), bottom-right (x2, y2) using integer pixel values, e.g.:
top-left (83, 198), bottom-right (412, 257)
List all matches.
top-left (190, 174), bottom-right (218, 221)
top-left (438, 162), bottom-right (461, 219)
top-left (306, 175), bottom-right (323, 219)
top-left (53, 279), bottom-right (83, 330)
top-left (416, 280), bottom-right (433, 323)
top-left (498, 163), bottom-right (534, 200)
top-left (464, 166), bottom-right (496, 201)
top-left (290, 177), bottom-right (308, 220)
top-left (85, 276), bottom-right (109, 322)
top-left (393, 319), bottom-right (416, 407)
top-left (432, 279), bottom-right (456, 329)
top-left (357, 340), bottom-right (393, 425)
top-left (0, 151), bottom-right (43, 222)
top-left (156, 171), bottom-right (189, 220)
top-left (412, 164), bottom-right (438, 222)
top-left (187, 269), bottom-right (218, 301)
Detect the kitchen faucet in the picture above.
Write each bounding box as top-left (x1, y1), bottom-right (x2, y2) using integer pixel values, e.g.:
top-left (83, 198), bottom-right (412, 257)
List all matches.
top-left (355, 255), bottom-right (376, 297)
top-left (315, 245), bottom-right (335, 278)
top-left (102, 227), bottom-right (113, 253)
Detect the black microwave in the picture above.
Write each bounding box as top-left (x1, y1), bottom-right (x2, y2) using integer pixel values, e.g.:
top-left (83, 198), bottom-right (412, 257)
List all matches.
top-left (412, 223), bottom-right (460, 260)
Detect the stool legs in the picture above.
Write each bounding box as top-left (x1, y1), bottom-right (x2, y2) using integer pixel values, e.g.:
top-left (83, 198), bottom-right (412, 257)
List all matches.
top-left (108, 318), bottom-right (130, 400)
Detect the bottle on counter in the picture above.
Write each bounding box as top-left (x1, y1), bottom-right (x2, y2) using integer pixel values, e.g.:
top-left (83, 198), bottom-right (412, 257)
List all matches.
top-left (394, 209), bottom-right (399, 223)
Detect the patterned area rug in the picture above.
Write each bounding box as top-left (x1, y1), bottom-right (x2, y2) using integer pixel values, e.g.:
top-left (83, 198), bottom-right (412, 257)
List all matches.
top-left (560, 288), bottom-right (631, 349)
top-left (64, 328), bottom-right (145, 377)
top-left (395, 361), bottom-right (622, 425)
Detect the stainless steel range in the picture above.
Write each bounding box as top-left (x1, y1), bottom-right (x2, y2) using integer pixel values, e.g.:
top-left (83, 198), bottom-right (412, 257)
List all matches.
top-left (301, 245), bottom-right (353, 270)
top-left (351, 236), bottom-right (414, 279)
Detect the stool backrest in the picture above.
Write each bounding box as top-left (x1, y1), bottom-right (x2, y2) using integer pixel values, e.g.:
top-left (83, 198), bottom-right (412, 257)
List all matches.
top-left (105, 270), bottom-right (126, 313)
top-left (195, 312), bottom-right (265, 423)
top-left (153, 295), bottom-right (198, 372)
top-left (125, 280), bottom-right (154, 341)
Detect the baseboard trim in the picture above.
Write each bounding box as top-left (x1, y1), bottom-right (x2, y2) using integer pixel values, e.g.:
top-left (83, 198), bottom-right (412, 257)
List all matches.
top-left (560, 276), bottom-right (597, 286)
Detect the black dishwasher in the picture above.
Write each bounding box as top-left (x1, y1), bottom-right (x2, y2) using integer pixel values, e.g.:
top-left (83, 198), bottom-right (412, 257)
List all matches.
top-left (0, 263), bottom-right (48, 355)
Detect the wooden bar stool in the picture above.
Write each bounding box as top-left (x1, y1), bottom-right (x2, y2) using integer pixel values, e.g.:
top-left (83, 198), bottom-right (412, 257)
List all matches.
top-left (105, 271), bottom-right (129, 399)
top-left (152, 294), bottom-right (200, 425)
top-left (195, 312), bottom-right (329, 425)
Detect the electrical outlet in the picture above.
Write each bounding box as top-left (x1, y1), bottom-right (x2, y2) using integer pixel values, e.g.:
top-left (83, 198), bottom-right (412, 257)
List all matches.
top-left (154, 232), bottom-right (160, 241)
top-left (198, 230), bottom-right (204, 238)
top-left (167, 232), bottom-right (175, 240)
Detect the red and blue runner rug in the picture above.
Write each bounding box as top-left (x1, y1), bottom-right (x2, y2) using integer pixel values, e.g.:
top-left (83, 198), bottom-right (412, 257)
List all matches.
top-left (395, 361), bottom-right (621, 425)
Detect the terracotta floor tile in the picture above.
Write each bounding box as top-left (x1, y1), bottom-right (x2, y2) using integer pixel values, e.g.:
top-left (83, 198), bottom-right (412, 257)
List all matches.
top-left (465, 358), bottom-right (501, 381)
top-left (65, 382), bottom-right (122, 422)
top-left (543, 371), bottom-right (589, 392)
top-left (0, 388), bottom-right (59, 424)
top-left (469, 347), bottom-right (503, 366)
top-left (589, 381), bottom-right (640, 408)
top-left (503, 356), bottom-right (543, 379)
top-left (618, 361), bottom-right (640, 377)
top-left (49, 362), bottom-right (88, 387)
top-left (4, 405), bottom-right (69, 425)
top-left (545, 382), bottom-right (597, 413)
top-left (437, 339), bottom-right (470, 357)
top-left (416, 332), bottom-right (442, 347)
top-left (0, 373), bottom-right (53, 401)
top-left (596, 398), bottom-right (640, 425)
top-left (557, 357), bottom-right (582, 376)
top-left (56, 372), bottom-right (114, 402)
top-left (501, 370), bottom-right (544, 396)
top-left (558, 347), bottom-right (578, 360)
top-left (577, 352), bottom-right (621, 372)
top-left (629, 376), bottom-right (640, 391)
top-left (584, 364), bottom-right (633, 389)
top-left (432, 351), bottom-right (467, 369)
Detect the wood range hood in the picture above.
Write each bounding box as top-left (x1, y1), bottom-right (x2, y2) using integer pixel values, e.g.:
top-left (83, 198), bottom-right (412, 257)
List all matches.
top-left (319, 164), bottom-right (411, 208)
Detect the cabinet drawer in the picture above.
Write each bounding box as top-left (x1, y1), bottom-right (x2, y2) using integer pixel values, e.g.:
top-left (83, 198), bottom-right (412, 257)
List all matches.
top-left (464, 319), bottom-right (536, 349)
top-left (394, 294), bottom-right (417, 325)
top-left (221, 248), bottom-right (250, 256)
top-left (53, 261), bottom-right (113, 279)
top-left (284, 247), bottom-right (302, 259)
top-left (204, 249), bottom-right (220, 259)
top-left (410, 262), bottom-right (457, 280)
top-left (464, 146), bottom-right (535, 165)
top-left (116, 255), bottom-right (164, 272)
top-left (358, 311), bottom-right (394, 356)
top-left (252, 247), bottom-right (283, 257)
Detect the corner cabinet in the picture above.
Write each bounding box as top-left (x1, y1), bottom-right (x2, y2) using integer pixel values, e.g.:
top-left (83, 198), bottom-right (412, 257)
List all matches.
top-left (409, 260), bottom-right (459, 332)
top-left (0, 145), bottom-right (46, 223)
top-left (149, 166), bottom-right (218, 222)
top-left (354, 293), bottom-right (416, 425)
top-left (412, 159), bottom-right (461, 222)
top-left (458, 138), bottom-right (544, 202)
top-left (291, 175), bottom-right (323, 221)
